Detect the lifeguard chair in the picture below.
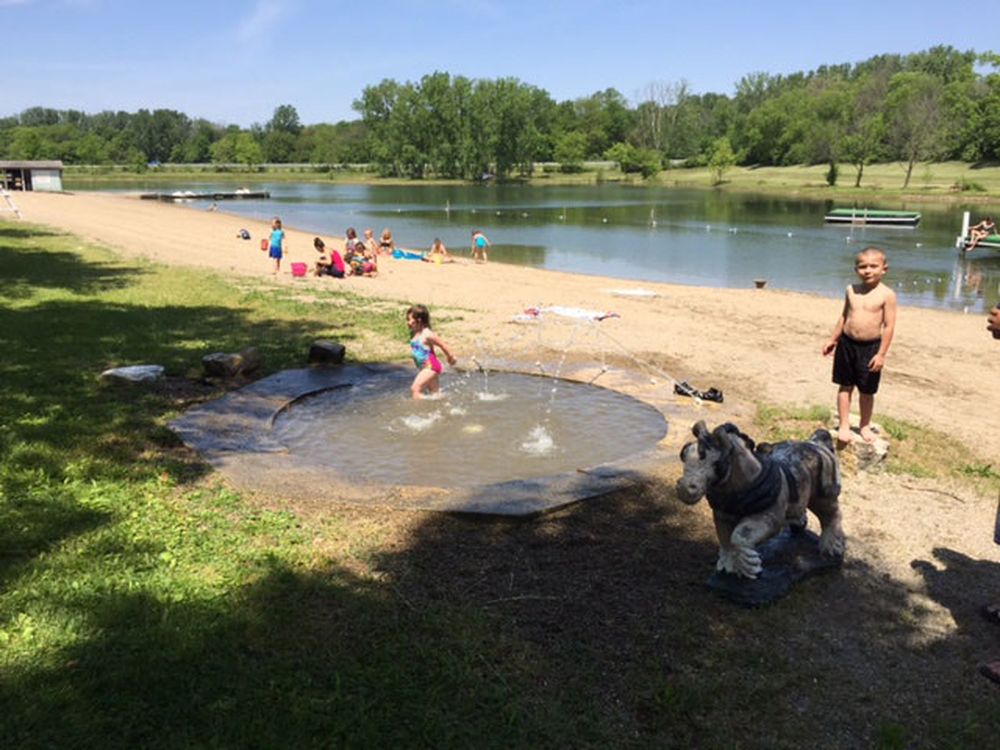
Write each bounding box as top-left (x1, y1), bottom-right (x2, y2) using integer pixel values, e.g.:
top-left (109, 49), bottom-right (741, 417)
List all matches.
top-left (0, 186), bottom-right (20, 219)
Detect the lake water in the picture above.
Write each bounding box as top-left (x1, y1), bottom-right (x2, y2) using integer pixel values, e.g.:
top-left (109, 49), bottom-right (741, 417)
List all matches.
top-left (72, 180), bottom-right (1000, 312)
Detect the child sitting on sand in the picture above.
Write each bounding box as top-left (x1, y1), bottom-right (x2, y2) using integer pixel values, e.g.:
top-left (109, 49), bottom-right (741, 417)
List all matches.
top-left (821, 247), bottom-right (897, 444)
top-left (313, 237), bottom-right (345, 278)
top-left (363, 228), bottom-right (379, 257)
top-left (343, 228), bottom-right (375, 276)
top-left (406, 304), bottom-right (457, 400)
top-left (379, 228), bottom-right (395, 255)
top-left (423, 238), bottom-right (453, 264)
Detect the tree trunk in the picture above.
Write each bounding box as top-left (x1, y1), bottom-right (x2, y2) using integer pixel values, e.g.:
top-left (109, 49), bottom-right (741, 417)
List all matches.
top-left (854, 162), bottom-right (864, 188)
top-left (903, 157), bottom-right (915, 189)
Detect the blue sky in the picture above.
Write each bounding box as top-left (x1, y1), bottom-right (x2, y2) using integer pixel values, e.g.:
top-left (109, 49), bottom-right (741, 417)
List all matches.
top-left (2, 0), bottom-right (988, 126)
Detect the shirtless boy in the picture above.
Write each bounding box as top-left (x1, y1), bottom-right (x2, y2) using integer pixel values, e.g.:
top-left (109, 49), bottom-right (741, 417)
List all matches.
top-left (821, 247), bottom-right (898, 444)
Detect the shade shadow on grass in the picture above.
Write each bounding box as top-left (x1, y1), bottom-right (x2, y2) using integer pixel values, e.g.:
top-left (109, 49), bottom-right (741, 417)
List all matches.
top-left (4, 481), bottom-right (999, 748)
top-left (0, 243), bottom-right (143, 299)
top-left (0, 225), bottom-right (62, 239)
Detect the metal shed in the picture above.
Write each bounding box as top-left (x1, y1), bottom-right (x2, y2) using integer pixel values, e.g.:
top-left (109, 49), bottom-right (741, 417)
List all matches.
top-left (0, 160), bottom-right (64, 192)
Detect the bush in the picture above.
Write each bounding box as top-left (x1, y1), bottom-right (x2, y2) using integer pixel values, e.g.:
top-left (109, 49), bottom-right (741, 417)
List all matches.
top-left (953, 179), bottom-right (986, 192)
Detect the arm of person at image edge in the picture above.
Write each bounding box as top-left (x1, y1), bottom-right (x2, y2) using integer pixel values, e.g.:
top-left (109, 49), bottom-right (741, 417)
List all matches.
top-left (989, 303), bottom-right (1000, 340)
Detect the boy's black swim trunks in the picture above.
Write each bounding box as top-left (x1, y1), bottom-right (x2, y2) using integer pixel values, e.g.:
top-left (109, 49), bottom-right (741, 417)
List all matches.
top-left (832, 333), bottom-right (882, 394)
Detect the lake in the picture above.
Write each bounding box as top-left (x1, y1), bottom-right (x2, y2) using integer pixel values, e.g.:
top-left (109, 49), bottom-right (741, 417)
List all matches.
top-left (70, 180), bottom-right (1000, 312)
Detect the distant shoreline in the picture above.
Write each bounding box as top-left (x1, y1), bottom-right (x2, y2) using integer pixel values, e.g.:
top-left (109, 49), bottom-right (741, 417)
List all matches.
top-left (63, 160), bottom-right (1000, 204)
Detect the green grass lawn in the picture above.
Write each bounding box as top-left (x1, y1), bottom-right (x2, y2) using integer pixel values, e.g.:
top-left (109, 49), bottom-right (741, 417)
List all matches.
top-left (1, 221), bottom-right (998, 749)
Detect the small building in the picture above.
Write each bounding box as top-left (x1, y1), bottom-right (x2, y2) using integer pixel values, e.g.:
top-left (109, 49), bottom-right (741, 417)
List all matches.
top-left (0, 160), bottom-right (64, 192)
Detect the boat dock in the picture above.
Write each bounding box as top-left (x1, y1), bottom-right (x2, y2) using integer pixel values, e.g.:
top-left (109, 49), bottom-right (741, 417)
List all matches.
top-left (824, 208), bottom-right (921, 226)
top-left (140, 190), bottom-right (270, 202)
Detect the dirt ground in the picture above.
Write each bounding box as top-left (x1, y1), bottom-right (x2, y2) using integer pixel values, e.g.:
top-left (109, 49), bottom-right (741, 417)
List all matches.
top-left (14, 190), bottom-right (1000, 743)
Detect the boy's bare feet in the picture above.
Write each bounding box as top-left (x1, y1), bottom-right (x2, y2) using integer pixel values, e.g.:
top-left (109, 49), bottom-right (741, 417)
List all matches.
top-left (859, 425), bottom-right (877, 443)
top-left (837, 425), bottom-right (853, 445)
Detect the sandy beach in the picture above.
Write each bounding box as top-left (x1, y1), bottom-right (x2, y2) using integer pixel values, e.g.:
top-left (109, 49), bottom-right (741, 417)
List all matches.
top-left (16, 190), bottom-right (997, 460)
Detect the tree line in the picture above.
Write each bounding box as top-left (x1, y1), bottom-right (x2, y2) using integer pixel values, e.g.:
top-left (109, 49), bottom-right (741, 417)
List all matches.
top-left (2, 46), bottom-right (998, 187)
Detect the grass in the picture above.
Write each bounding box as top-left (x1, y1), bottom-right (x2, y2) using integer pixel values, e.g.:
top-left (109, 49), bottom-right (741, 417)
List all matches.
top-left (2, 221), bottom-right (999, 748)
top-left (754, 403), bottom-right (1000, 493)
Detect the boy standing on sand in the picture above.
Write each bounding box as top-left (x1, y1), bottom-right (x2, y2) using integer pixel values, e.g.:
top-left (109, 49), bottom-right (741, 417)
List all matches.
top-left (822, 247), bottom-right (897, 444)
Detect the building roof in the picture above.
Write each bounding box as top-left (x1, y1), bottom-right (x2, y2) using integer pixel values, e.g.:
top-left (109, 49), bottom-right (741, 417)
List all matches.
top-left (0, 160), bottom-right (64, 169)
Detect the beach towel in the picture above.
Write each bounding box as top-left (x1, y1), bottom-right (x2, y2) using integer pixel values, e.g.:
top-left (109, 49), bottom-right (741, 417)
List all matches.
top-left (392, 249), bottom-right (425, 261)
top-left (522, 306), bottom-right (620, 321)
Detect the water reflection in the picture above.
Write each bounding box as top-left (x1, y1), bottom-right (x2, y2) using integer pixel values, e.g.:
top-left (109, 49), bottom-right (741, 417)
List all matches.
top-left (69, 179), bottom-right (1000, 312)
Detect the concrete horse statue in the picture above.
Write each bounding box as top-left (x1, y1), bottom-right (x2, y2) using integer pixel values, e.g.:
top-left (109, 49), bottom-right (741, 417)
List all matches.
top-left (676, 421), bottom-right (846, 579)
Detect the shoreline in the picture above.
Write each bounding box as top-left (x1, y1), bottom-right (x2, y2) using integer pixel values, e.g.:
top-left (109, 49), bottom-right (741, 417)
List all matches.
top-left (12, 190), bottom-right (999, 460)
top-left (63, 160), bottom-right (1000, 203)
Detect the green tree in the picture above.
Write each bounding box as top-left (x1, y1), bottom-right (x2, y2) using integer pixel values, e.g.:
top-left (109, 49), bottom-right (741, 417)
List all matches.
top-left (573, 88), bottom-right (634, 157)
top-left (707, 137), bottom-right (737, 185)
top-left (883, 71), bottom-right (945, 188)
top-left (841, 75), bottom-right (888, 187)
top-left (554, 131), bottom-right (587, 172)
top-left (267, 104), bottom-right (302, 135)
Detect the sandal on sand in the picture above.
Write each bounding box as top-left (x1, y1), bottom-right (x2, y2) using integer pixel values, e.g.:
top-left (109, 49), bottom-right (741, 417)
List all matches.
top-left (979, 659), bottom-right (1000, 685)
top-left (673, 382), bottom-right (724, 403)
top-left (674, 381), bottom-right (698, 398)
top-left (981, 603), bottom-right (1000, 626)
top-left (701, 387), bottom-right (724, 403)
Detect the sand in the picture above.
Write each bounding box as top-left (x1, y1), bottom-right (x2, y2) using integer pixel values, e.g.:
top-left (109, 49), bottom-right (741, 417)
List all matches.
top-left (15, 190), bottom-right (997, 460)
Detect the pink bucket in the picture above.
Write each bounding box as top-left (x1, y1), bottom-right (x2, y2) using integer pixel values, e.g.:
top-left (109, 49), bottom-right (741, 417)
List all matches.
top-left (290, 262), bottom-right (307, 277)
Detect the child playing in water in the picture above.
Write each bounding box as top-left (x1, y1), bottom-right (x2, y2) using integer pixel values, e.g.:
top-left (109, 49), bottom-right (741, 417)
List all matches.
top-left (821, 247), bottom-right (897, 444)
top-left (471, 229), bottom-right (490, 262)
top-left (268, 217), bottom-right (285, 274)
top-left (406, 304), bottom-right (457, 399)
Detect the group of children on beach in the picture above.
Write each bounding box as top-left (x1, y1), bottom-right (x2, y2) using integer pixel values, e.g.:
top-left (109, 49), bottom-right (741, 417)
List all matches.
top-left (266, 217), bottom-right (491, 276)
top-left (268, 219), bottom-right (392, 278)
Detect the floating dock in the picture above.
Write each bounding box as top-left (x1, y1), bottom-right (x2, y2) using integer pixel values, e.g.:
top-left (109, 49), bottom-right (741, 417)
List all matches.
top-left (955, 211), bottom-right (1000, 251)
top-left (139, 190), bottom-right (270, 202)
top-left (824, 208), bottom-right (921, 226)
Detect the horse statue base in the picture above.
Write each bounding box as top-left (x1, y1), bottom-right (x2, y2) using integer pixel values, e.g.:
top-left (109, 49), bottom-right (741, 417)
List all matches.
top-left (707, 527), bottom-right (842, 606)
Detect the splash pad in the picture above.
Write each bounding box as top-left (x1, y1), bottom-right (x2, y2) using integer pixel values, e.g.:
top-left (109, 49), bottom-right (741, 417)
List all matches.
top-left (171, 304), bottom-right (723, 515)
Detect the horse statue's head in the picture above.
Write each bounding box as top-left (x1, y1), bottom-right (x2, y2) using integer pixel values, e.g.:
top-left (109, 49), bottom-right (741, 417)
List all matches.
top-left (675, 420), bottom-right (757, 505)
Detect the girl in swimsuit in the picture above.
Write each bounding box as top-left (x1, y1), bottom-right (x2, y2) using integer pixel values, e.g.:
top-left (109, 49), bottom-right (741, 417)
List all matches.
top-left (406, 304), bottom-right (457, 399)
top-left (379, 228), bottom-right (395, 255)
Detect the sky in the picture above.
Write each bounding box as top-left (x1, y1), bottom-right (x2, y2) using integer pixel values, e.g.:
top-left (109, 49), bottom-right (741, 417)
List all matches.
top-left (2, 0), bottom-right (990, 127)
